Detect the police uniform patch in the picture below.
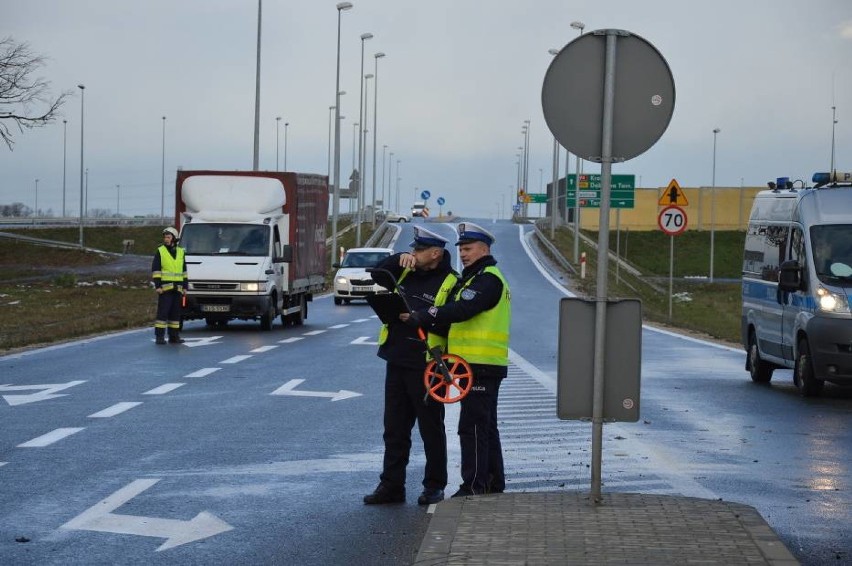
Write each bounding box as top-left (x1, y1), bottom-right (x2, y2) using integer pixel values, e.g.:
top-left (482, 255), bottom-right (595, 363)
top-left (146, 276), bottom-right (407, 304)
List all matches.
top-left (428, 306), bottom-right (438, 317)
top-left (461, 289), bottom-right (476, 301)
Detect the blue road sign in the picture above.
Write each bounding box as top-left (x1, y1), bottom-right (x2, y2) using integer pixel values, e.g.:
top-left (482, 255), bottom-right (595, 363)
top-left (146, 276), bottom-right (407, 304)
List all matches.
top-left (420, 190), bottom-right (431, 200)
top-left (436, 197), bottom-right (445, 206)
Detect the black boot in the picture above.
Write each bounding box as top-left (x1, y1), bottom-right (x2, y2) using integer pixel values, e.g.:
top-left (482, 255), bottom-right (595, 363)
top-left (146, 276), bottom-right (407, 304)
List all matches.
top-left (168, 333), bottom-right (185, 344)
top-left (363, 484), bottom-right (405, 505)
top-left (155, 330), bottom-right (166, 345)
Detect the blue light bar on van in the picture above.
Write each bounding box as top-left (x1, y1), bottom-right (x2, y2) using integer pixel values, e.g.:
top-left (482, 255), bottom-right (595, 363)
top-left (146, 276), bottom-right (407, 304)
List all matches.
top-left (813, 171), bottom-right (852, 187)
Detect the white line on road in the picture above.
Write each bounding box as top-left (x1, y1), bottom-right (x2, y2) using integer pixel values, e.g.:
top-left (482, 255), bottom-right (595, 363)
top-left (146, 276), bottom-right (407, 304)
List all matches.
top-left (0, 462), bottom-right (7, 468)
top-left (351, 318), bottom-right (371, 323)
top-left (88, 402), bottom-right (143, 418)
top-left (220, 355), bottom-right (252, 364)
top-left (302, 330), bottom-right (326, 336)
top-left (18, 427), bottom-right (85, 447)
top-left (328, 324), bottom-right (349, 329)
top-left (143, 383), bottom-right (185, 395)
top-left (351, 336), bottom-right (379, 346)
top-left (184, 368), bottom-right (221, 378)
top-left (278, 337), bottom-right (304, 344)
top-left (250, 345), bottom-right (279, 353)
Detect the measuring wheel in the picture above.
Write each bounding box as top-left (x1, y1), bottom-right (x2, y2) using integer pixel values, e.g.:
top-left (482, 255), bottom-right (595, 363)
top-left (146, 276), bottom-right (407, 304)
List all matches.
top-left (423, 354), bottom-right (474, 404)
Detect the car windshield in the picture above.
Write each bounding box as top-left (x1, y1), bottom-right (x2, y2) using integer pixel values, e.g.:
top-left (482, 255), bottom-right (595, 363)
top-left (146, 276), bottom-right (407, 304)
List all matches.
top-left (180, 223), bottom-right (270, 256)
top-left (811, 224), bottom-right (852, 282)
top-left (341, 251), bottom-right (390, 268)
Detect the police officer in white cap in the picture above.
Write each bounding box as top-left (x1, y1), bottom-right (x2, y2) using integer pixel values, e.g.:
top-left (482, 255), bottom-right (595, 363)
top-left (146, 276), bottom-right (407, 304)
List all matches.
top-left (363, 226), bottom-right (459, 505)
top-left (404, 222), bottom-right (511, 496)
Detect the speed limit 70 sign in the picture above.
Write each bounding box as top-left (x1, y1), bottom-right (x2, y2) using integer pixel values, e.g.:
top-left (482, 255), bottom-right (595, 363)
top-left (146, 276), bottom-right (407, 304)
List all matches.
top-left (658, 205), bottom-right (688, 235)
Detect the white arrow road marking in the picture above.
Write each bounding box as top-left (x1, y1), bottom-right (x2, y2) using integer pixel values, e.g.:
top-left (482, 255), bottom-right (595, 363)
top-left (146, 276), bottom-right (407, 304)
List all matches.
top-left (278, 337), bottom-right (304, 344)
top-left (1, 380), bottom-right (86, 406)
top-left (302, 330), bottom-right (326, 336)
top-left (60, 478), bottom-right (233, 552)
top-left (182, 336), bottom-right (223, 348)
top-left (328, 324), bottom-right (349, 329)
top-left (270, 379), bottom-right (362, 402)
top-left (144, 383), bottom-right (185, 395)
top-left (250, 345), bottom-right (278, 353)
top-left (88, 402), bottom-right (142, 418)
top-left (350, 336), bottom-right (379, 346)
top-left (184, 368), bottom-right (220, 378)
top-left (18, 427), bottom-right (85, 447)
top-left (220, 355), bottom-right (252, 364)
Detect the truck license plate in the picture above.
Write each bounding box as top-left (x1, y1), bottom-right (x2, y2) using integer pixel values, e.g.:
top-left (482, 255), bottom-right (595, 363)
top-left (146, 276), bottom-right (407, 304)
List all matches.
top-left (201, 304), bottom-right (230, 312)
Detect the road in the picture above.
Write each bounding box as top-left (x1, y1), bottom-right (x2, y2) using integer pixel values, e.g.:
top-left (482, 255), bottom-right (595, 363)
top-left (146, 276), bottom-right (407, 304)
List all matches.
top-left (1, 218), bottom-right (849, 565)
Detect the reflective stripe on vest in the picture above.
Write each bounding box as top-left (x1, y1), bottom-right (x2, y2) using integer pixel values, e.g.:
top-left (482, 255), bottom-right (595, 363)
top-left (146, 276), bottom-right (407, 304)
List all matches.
top-left (155, 245), bottom-right (186, 291)
top-left (447, 265), bottom-right (510, 366)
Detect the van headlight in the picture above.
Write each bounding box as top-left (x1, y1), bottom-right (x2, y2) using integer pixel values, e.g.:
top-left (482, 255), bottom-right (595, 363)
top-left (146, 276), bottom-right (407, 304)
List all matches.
top-left (240, 282), bottom-right (267, 292)
top-left (817, 286), bottom-right (850, 313)
top-left (336, 277), bottom-right (348, 285)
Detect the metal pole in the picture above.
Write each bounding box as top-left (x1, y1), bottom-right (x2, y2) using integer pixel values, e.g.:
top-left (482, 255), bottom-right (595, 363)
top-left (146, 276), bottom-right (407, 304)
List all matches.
top-left (252, 0), bottom-right (262, 170)
top-left (381, 144), bottom-right (387, 211)
top-left (710, 128), bottom-right (719, 282)
top-left (275, 116), bottom-right (280, 171)
top-left (590, 30), bottom-right (618, 505)
top-left (524, 120), bottom-right (530, 216)
top-left (77, 84), bottom-right (85, 247)
top-left (372, 53), bottom-right (384, 226)
top-left (550, 137), bottom-right (559, 238)
top-left (161, 116), bottom-right (166, 220)
top-left (356, 33), bottom-right (372, 246)
top-left (668, 235), bottom-right (674, 320)
top-left (570, 22), bottom-right (585, 263)
top-left (284, 122), bottom-right (289, 170)
top-left (62, 120), bottom-right (67, 217)
top-left (362, 74), bottom-right (372, 225)
top-left (116, 184), bottom-right (120, 216)
top-left (331, 2), bottom-right (353, 269)
top-left (34, 179), bottom-right (38, 217)
top-left (327, 106), bottom-right (335, 180)
top-left (830, 106), bottom-right (837, 173)
top-left (388, 151), bottom-right (394, 210)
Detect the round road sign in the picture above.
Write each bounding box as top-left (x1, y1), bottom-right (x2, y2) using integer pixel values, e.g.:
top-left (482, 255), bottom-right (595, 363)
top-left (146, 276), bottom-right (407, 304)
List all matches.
top-left (420, 190), bottom-right (431, 200)
top-left (657, 205), bottom-right (687, 236)
top-left (436, 197), bottom-right (445, 206)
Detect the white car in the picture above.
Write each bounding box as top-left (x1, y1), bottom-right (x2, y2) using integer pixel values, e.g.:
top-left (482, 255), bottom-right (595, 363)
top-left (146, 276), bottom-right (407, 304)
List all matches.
top-left (333, 247), bottom-right (394, 305)
top-left (383, 210), bottom-right (409, 223)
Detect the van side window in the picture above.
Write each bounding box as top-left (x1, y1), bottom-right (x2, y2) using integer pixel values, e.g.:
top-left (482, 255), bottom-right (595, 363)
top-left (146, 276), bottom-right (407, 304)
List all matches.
top-left (789, 227), bottom-right (805, 265)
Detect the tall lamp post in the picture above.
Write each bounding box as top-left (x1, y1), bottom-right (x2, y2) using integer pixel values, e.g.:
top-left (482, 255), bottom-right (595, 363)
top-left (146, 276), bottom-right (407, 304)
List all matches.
top-left (275, 116), bottom-right (281, 171)
top-left (362, 73), bottom-right (373, 226)
top-left (371, 52), bottom-right (385, 226)
top-left (523, 119), bottom-right (530, 216)
top-left (355, 32), bottom-right (373, 246)
top-left (548, 48), bottom-right (560, 237)
top-left (34, 179), bottom-right (39, 218)
top-left (161, 116), bottom-right (166, 221)
top-left (284, 121), bottom-right (289, 170)
top-left (381, 144), bottom-right (388, 212)
top-left (710, 127), bottom-right (720, 283)
top-left (331, 1), bottom-right (353, 268)
top-left (570, 20), bottom-right (585, 263)
top-left (252, 0), bottom-right (262, 171)
top-left (327, 106), bottom-right (335, 179)
top-left (62, 119), bottom-right (68, 217)
top-left (388, 151), bottom-right (394, 211)
top-left (77, 84), bottom-right (85, 247)
top-left (116, 184), bottom-right (120, 217)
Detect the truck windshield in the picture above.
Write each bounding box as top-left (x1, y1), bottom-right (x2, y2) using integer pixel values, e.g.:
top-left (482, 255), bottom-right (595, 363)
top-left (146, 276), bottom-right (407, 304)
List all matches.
top-left (811, 224), bottom-right (852, 282)
top-left (341, 252), bottom-right (390, 268)
top-left (180, 224), bottom-right (270, 256)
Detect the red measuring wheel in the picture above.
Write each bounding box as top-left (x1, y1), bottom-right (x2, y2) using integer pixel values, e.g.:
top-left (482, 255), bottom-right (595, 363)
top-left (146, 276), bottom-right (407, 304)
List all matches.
top-left (423, 354), bottom-right (474, 404)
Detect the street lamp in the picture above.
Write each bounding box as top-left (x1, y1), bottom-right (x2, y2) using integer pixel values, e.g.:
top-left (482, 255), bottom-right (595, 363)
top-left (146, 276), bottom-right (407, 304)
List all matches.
top-left (362, 73), bottom-right (373, 227)
top-left (523, 119), bottom-right (530, 216)
top-left (284, 121), bottom-right (289, 170)
top-left (381, 144), bottom-right (388, 212)
top-left (710, 127), bottom-right (720, 282)
top-left (331, 1), bottom-right (353, 268)
top-left (77, 84), bottom-right (85, 247)
top-left (62, 119), bottom-right (68, 217)
top-left (548, 48), bottom-right (560, 237)
top-left (116, 184), bottom-right (120, 217)
top-left (161, 116), bottom-right (166, 220)
top-left (352, 122), bottom-right (359, 171)
top-left (569, 20), bottom-right (585, 263)
top-left (252, 0), bottom-right (262, 171)
top-left (327, 105), bottom-right (335, 179)
top-left (371, 52), bottom-right (385, 227)
top-left (276, 116), bottom-right (281, 171)
top-left (34, 179), bottom-right (38, 218)
top-left (388, 151), bottom-right (394, 211)
top-left (355, 32), bottom-right (373, 245)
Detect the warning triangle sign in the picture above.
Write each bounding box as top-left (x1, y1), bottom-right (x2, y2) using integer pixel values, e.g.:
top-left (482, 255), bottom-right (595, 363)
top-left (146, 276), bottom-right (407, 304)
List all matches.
top-left (659, 179), bottom-right (688, 206)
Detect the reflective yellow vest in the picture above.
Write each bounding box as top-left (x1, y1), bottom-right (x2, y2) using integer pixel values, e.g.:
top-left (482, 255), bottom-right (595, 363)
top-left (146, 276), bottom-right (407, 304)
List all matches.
top-left (447, 266), bottom-right (510, 366)
top-left (378, 269), bottom-right (458, 355)
top-left (153, 245), bottom-right (187, 292)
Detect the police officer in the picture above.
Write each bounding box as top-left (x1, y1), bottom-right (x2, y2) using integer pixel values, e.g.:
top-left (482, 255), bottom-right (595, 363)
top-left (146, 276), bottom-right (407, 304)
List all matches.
top-left (363, 226), bottom-right (459, 505)
top-left (406, 222), bottom-right (510, 496)
top-left (151, 227), bottom-right (187, 345)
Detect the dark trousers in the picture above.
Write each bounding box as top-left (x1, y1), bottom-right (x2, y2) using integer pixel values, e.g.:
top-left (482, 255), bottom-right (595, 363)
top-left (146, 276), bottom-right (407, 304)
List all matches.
top-left (154, 291), bottom-right (182, 338)
top-left (379, 363), bottom-right (447, 491)
top-left (458, 374), bottom-right (504, 494)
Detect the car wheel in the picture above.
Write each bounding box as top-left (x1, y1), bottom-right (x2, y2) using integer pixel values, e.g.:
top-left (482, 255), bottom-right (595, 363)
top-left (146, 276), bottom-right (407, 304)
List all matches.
top-left (795, 337), bottom-right (824, 397)
top-left (334, 297), bottom-right (342, 306)
top-left (343, 298), bottom-right (351, 305)
top-left (747, 330), bottom-right (773, 383)
top-left (401, 218), bottom-right (408, 223)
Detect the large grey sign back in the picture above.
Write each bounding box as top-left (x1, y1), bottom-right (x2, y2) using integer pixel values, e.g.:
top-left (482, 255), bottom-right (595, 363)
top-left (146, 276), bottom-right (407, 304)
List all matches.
top-left (557, 298), bottom-right (641, 421)
top-left (541, 30), bottom-right (675, 162)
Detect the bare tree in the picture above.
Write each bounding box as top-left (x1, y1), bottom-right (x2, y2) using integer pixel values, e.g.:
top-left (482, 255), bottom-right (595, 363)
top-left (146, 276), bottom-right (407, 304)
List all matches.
top-left (0, 37), bottom-right (70, 150)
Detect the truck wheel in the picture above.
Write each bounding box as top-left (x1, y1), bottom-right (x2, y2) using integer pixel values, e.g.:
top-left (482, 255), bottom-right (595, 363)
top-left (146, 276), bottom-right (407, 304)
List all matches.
top-left (334, 297), bottom-right (342, 306)
top-left (747, 330), bottom-right (773, 383)
top-left (260, 303), bottom-right (275, 331)
top-left (795, 338), bottom-right (824, 397)
top-left (293, 296), bottom-right (307, 326)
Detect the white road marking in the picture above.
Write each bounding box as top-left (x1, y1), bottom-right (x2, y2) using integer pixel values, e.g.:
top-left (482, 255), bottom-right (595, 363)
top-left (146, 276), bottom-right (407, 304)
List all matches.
top-left (1, 380), bottom-right (87, 406)
top-left (351, 318), bottom-right (371, 323)
top-left (270, 379), bottom-right (362, 402)
top-left (88, 402), bottom-right (143, 418)
top-left (18, 427), bottom-right (85, 447)
top-left (143, 383), bottom-right (185, 395)
top-left (328, 324), bottom-right (349, 329)
top-left (351, 336), bottom-right (379, 346)
top-left (0, 462), bottom-right (7, 468)
top-left (182, 336), bottom-right (224, 348)
top-left (220, 355), bottom-right (252, 364)
top-left (302, 330), bottom-right (326, 336)
top-left (60, 478), bottom-right (233, 551)
top-left (184, 368), bottom-right (220, 378)
top-left (250, 345), bottom-right (279, 353)
top-left (278, 337), bottom-right (304, 344)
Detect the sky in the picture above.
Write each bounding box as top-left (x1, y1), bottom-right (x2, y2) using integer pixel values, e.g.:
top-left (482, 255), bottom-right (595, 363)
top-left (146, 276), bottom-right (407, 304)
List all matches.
top-left (2, 0), bottom-right (851, 219)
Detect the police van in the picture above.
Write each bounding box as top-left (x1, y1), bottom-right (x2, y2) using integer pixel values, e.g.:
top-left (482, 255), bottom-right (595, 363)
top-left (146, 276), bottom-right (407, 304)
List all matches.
top-left (742, 171), bottom-right (852, 395)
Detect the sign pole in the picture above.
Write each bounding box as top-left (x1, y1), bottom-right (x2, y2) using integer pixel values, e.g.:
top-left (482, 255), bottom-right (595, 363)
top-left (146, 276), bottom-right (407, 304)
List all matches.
top-left (669, 235), bottom-right (674, 320)
top-left (615, 209), bottom-right (621, 286)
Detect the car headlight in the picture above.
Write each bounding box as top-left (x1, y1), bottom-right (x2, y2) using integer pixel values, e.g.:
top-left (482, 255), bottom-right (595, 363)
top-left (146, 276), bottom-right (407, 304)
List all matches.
top-left (240, 282), bottom-right (267, 292)
top-left (336, 277), bottom-right (348, 285)
top-left (817, 286), bottom-right (850, 313)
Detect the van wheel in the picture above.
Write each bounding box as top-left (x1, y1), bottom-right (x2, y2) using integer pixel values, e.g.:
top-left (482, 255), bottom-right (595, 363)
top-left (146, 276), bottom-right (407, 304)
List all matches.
top-left (795, 338), bottom-right (824, 397)
top-left (747, 330), bottom-right (773, 383)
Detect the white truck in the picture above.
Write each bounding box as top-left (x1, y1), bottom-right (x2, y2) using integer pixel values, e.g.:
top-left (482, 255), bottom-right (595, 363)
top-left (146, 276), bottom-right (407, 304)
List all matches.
top-left (175, 170), bottom-right (328, 330)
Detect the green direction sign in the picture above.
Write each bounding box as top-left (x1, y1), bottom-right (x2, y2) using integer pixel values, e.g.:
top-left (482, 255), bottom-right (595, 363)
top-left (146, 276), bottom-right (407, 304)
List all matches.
top-left (565, 174), bottom-right (635, 208)
top-left (528, 193), bottom-right (548, 204)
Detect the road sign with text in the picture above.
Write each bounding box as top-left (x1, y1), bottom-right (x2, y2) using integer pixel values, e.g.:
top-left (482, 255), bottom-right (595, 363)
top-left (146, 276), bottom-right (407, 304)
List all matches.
top-left (565, 174), bottom-right (635, 208)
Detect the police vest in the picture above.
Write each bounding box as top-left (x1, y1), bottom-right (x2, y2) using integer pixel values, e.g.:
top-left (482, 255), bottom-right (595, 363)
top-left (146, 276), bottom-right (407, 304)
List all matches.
top-left (378, 269), bottom-right (457, 355)
top-left (154, 245), bottom-right (187, 292)
top-left (447, 266), bottom-right (510, 366)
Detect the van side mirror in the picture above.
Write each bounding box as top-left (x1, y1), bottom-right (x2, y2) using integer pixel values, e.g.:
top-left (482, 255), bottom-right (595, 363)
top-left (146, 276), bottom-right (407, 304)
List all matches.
top-left (778, 260), bottom-right (802, 292)
top-left (275, 245), bottom-right (293, 263)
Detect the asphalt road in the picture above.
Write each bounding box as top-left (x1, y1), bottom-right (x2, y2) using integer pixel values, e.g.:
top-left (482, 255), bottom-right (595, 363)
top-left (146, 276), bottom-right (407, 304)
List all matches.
top-left (1, 218), bottom-right (849, 565)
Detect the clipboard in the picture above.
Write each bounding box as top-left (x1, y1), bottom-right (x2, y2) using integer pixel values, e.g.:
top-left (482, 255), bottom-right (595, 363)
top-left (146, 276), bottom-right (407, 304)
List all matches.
top-left (366, 293), bottom-right (410, 324)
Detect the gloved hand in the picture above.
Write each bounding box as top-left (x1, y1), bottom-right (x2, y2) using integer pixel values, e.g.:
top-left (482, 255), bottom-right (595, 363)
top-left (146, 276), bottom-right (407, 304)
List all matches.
top-left (402, 310), bottom-right (423, 328)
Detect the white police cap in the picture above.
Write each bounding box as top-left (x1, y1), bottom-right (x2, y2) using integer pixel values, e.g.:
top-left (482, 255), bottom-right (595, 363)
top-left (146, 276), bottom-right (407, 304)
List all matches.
top-left (410, 226), bottom-right (449, 249)
top-left (456, 222), bottom-right (495, 246)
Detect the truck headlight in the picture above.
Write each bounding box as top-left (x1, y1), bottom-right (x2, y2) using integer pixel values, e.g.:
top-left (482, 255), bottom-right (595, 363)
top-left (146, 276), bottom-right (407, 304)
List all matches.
top-left (240, 282), bottom-right (267, 292)
top-left (817, 286), bottom-right (850, 314)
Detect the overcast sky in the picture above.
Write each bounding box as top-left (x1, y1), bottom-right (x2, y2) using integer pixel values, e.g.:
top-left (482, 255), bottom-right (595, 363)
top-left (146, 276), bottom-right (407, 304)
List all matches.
top-left (2, 0), bottom-right (851, 219)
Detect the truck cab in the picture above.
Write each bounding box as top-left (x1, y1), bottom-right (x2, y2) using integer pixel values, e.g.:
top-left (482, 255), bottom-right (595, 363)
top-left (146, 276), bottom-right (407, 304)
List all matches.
top-left (742, 171), bottom-right (852, 395)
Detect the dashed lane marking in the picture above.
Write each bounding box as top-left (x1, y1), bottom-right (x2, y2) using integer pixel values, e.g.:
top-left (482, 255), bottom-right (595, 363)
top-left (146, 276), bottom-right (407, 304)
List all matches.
top-left (18, 427), bottom-right (85, 448)
top-left (143, 383), bottom-right (185, 395)
top-left (278, 337), bottom-right (304, 344)
top-left (302, 330), bottom-right (327, 336)
top-left (220, 355), bottom-right (252, 364)
top-left (351, 318), bottom-right (371, 323)
top-left (88, 402), bottom-right (143, 418)
top-left (329, 324), bottom-right (349, 329)
top-left (184, 368), bottom-right (221, 378)
top-left (250, 345), bottom-right (279, 353)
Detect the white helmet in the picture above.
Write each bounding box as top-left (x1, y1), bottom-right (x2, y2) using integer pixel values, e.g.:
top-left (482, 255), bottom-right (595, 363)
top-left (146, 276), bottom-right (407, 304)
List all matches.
top-left (163, 227), bottom-right (179, 240)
